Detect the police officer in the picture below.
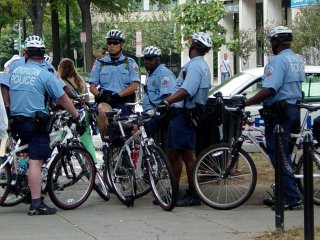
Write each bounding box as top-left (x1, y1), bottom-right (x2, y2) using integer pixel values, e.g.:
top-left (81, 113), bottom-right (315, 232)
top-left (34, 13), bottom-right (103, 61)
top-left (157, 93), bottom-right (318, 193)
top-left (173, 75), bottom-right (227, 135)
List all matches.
top-left (7, 35), bottom-right (80, 215)
top-left (157, 32), bottom-right (212, 207)
top-left (89, 29), bottom-right (140, 141)
top-left (1, 36), bottom-right (67, 112)
top-left (245, 26), bottom-right (304, 210)
top-left (141, 46), bottom-right (176, 135)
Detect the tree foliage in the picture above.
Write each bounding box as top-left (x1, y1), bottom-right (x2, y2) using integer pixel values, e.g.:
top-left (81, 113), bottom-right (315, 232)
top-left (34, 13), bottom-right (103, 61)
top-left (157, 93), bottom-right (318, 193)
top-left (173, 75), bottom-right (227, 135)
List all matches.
top-left (172, 0), bottom-right (226, 52)
top-left (227, 29), bottom-right (256, 69)
top-left (292, 3), bottom-right (320, 63)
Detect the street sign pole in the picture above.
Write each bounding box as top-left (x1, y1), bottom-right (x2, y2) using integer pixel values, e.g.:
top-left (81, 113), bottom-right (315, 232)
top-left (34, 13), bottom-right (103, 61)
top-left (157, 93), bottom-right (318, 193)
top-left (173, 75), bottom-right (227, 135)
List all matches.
top-left (136, 30), bottom-right (142, 77)
top-left (80, 32), bottom-right (87, 72)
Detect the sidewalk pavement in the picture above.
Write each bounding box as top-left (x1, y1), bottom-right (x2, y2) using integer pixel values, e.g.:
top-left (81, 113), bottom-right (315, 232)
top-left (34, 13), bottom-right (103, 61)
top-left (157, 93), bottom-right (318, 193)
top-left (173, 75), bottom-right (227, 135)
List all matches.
top-left (0, 184), bottom-right (319, 240)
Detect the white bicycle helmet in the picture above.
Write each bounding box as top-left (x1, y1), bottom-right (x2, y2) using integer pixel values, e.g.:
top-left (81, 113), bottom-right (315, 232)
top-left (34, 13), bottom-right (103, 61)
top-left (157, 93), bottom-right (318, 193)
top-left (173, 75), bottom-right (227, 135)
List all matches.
top-left (24, 35), bottom-right (45, 48)
top-left (268, 26), bottom-right (292, 40)
top-left (105, 29), bottom-right (125, 42)
top-left (142, 46), bottom-right (161, 57)
top-left (44, 54), bottom-right (52, 64)
top-left (192, 32), bottom-right (212, 48)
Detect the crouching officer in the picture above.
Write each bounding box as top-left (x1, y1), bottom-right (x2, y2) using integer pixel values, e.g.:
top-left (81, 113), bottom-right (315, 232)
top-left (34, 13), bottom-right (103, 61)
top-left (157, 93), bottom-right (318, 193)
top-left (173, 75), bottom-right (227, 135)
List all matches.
top-left (89, 29), bottom-right (140, 141)
top-left (245, 26), bottom-right (304, 210)
top-left (7, 35), bottom-right (80, 215)
top-left (157, 32), bottom-right (212, 207)
top-left (141, 46), bottom-right (176, 136)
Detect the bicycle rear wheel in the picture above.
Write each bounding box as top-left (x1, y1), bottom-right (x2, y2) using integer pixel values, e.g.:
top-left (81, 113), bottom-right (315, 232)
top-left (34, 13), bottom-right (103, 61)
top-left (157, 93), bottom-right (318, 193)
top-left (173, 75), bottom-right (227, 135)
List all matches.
top-left (47, 145), bottom-right (95, 210)
top-left (296, 146), bottom-right (320, 205)
top-left (0, 163), bottom-right (11, 205)
top-left (146, 145), bottom-right (177, 211)
top-left (193, 144), bottom-right (257, 210)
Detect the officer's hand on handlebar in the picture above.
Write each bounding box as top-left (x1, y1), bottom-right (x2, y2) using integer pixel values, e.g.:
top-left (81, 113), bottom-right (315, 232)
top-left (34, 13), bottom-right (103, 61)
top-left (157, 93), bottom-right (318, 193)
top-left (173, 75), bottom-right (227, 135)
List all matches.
top-left (94, 92), bottom-right (104, 104)
top-left (72, 114), bottom-right (86, 136)
top-left (156, 100), bottom-right (170, 114)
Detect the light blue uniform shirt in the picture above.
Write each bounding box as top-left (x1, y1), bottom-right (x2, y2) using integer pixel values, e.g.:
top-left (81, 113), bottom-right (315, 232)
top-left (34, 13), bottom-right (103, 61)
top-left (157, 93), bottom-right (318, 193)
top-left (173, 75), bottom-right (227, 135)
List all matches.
top-left (9, 61), bottom-right (65, 117)
top-left (142, 64), bottom-right (176, 111)
top-left (1, 56), bottom-right (65, 90)
top-left (262, 49), bottom-right (305, 106)
top-left (173, 56), bottom-right (211, 109)
top-left (89, 54), bottom-right (140, 94)
top-left (1, 57), bottom-right (26, 87)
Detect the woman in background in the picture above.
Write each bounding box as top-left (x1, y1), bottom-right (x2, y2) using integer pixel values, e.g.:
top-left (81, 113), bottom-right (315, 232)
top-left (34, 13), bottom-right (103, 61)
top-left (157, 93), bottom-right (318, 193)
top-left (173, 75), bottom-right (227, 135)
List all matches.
top-left (58, 58), bottom-right (97, 163)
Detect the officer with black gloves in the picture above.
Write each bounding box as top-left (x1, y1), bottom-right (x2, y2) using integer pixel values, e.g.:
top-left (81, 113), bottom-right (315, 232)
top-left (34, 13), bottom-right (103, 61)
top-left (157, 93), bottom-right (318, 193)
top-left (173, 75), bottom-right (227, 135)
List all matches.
top-left (89, 29), bottom-right (140, 141)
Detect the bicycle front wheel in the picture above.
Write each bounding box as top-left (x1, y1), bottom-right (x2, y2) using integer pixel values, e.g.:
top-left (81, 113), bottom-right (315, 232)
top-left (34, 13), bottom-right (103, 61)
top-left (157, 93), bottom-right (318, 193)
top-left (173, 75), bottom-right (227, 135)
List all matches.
top-left (93, 170), bottom-right (110, 201)
top-left (193, 144), bottom-right (257, 210)
top-left (47, 145), bottom-right (95, 210)
top-left (0, 163), bottom-right (11, 205)
top-left (296, 146), bottom-right (320, 205)
top-left (146, 145), bottom-right (177, 211)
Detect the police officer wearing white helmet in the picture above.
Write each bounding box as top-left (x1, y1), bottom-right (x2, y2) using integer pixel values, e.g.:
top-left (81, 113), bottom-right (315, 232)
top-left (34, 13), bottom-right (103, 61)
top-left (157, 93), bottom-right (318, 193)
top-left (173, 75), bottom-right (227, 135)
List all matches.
top-left (245, 26), bottom-right (304, 210)
top-left (157, 32), bottom-right (212, 207)
top-left (89, 29), bottom-right (140, 141)
top-left (7, 35), bottom-right (80, 215)
top-left (141, 46), bottom-right (176, 135)
top-left (1, 36), bottom-right (66, 113)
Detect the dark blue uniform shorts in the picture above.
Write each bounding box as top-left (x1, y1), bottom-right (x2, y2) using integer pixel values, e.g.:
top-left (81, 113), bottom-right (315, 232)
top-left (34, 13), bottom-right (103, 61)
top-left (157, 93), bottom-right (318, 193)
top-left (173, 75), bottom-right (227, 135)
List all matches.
top-left (13, 121), bottom-right (52, 161)
top-left (168, 112), bottom-right (196, 150)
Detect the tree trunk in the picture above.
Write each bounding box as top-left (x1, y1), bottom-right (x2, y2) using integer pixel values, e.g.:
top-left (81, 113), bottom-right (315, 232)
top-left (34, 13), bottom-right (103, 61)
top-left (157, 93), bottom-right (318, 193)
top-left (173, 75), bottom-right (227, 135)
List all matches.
top-left (29, 0), bottom-right (49, 36)
top-left (77, 0), bottom-right (94, 73)
top-left (50, 0), bottom-right (61, 69)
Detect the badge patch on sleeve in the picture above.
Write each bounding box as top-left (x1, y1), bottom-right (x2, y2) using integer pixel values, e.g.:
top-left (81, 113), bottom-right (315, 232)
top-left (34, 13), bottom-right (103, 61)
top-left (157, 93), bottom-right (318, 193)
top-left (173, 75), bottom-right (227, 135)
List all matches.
top-left (265, 66), bottom-right (273, 80)
top-left (133, 63), bottom-right (139, 73)
top-left (161, 77), bottom-right (169, 87)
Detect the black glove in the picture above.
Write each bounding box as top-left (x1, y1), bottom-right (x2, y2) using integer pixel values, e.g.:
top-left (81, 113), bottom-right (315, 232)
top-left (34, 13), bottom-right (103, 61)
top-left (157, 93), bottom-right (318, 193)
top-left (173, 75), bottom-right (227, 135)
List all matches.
top-left (94, 92), bottom-right (104, 104)
top-left (73, 116), bottom-right (86, 136)
top-left (156, 100), bottom-right (170, 114)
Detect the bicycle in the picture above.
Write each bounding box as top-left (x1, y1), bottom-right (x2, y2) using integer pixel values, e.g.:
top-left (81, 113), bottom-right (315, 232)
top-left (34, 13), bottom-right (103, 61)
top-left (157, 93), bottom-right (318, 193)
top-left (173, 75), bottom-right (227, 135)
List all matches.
top-left (0, 105), bottom-right (97, 210)
top-left (193, 100), bottom-right (320, 210)
top-left (103, 107), bottom-right (177, 211)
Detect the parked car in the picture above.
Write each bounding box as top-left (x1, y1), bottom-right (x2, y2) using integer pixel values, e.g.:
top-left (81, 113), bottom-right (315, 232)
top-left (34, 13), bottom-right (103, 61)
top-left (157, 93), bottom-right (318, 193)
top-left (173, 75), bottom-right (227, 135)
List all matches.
top-left (205, 66), bottom-right (320, 151)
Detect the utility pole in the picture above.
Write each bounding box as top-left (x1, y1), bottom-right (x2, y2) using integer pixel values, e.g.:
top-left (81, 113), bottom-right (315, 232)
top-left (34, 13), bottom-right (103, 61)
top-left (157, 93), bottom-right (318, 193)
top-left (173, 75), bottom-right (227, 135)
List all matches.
top-left (66, 0), bottom-right (71, 58)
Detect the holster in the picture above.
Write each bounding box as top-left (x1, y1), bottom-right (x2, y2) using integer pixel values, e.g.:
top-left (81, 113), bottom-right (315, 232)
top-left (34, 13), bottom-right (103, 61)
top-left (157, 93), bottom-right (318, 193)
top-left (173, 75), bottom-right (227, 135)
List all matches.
top-left (33, 111), bottom-right (55, 134)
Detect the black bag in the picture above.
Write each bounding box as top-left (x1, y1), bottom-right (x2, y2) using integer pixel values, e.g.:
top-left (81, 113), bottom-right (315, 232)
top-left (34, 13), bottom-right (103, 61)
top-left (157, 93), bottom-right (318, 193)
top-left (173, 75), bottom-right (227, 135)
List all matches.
top-left (104, 121), bottom-right (133, 144)
top-left (33, 111), bottom-right (55, 134)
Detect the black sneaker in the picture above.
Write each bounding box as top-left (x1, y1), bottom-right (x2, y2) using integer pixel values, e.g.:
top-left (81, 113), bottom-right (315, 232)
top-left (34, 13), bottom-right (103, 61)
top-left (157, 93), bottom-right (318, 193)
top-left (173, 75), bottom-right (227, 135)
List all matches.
top-left (263, 198), bottom-right (275, 207)
top-left (176, 195), bottom-right (201, 207)
top-left (28, 202), bottom-right (57, 216)
top-left (271, 200), bottom-right (303, 211)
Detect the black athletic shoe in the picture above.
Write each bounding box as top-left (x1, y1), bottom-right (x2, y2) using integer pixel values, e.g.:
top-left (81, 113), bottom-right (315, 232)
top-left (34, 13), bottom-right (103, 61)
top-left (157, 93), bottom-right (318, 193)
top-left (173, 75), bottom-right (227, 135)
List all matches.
top-left (271, 200), bottom-right (303, 211)
top-left (263, 198), bottom-right (275, 207)
top-left (176, 195), bottom-right (201, 207)
top-left (28, 202), bottom-right (57, 216)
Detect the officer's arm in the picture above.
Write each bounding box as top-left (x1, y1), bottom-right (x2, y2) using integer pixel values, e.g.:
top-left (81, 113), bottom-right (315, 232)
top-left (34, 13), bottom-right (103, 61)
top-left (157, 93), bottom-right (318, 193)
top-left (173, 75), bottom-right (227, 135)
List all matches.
top-left (165, 88), bottom-right (189, 105)
top-left (89, 83), bottom-right (100, 97)
top-left (245, 88), bottom-right (275, 106)
top-left (118, 82), bottom-right (139, 97)
top-left (56, 94), bottom-right (79, 120)
top-left (1, 85), bottom-right (10, 109)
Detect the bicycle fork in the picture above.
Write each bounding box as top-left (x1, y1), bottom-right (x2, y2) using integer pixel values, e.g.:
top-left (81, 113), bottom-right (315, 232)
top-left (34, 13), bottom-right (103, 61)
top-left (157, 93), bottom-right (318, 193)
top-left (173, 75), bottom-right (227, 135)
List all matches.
top-left (223, 136), bottom-right (245, 178)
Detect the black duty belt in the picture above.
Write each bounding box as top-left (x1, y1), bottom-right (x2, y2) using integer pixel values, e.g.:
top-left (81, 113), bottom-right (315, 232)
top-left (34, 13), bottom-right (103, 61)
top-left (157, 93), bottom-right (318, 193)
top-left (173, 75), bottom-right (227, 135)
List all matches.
top-left (11, 115), bottom-right (34, 122)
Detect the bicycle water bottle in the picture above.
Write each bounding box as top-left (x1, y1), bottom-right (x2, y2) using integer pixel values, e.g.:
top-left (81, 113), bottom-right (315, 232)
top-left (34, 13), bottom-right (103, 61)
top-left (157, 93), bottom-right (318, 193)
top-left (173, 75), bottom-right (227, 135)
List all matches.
top-left (18, 153), bottom-right (28, 175)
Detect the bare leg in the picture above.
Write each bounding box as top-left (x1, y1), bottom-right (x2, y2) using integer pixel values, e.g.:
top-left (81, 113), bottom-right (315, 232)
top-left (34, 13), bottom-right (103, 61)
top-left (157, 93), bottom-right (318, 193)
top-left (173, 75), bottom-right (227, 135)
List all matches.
top-left (182, 149), bottom-right (196, 192)
top-left (168, 148), bottom-right (183, 190)
top-left (97, 103), bottom-right (112, 140)
top-left (28, 159), bottom-right (44, 199)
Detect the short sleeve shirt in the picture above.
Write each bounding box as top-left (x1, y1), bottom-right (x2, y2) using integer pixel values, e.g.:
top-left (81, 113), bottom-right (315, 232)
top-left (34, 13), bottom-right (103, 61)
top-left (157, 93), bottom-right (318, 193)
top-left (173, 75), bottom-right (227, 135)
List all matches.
top-left (173, 56), bottom-right (211, 109)
top-left (9, 61), bottom-right (65, 117)
top-left (142, 64), bottom-right (176, 111)
top-left (1, 57), bottom-right (26, 87)
top-left (89, 54), bottom-right (140, 94)
top-left (262, 49), bottom-right (305, 106)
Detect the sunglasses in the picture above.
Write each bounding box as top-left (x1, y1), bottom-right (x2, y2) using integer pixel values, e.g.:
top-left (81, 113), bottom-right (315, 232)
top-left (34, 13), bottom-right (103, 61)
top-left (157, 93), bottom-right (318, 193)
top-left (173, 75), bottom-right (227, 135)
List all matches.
top-left (107, 40), bottom-right (121, 45)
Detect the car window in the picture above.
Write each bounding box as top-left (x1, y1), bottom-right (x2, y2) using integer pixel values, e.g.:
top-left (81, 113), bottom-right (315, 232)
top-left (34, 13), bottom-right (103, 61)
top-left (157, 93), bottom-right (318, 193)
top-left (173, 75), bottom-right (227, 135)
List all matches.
top-left (240, 78), bottom-right (263, 100)
top-left (302, 73), bottom-right (320, 102)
